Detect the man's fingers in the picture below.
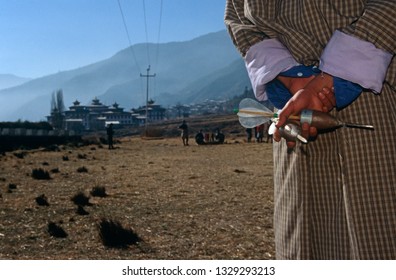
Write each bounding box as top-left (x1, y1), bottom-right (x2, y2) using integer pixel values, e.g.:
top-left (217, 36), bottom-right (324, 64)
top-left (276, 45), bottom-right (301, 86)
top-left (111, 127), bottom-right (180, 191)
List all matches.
top-left (309, 126), bottom-right (317, 138)
top-left (301, 122), bottom-right (310, 140)
top-left (319, 87), bottom-right (336, 110)
top-left (286, 141), bottom-right (296, 149)
top-left (273, 128), bottom-right (281, 142)
top-left (276, 103), bottom-right (295, 129)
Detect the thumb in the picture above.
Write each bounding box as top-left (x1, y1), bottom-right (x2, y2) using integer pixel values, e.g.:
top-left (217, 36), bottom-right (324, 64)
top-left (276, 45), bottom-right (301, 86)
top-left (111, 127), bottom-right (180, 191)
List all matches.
top-left (276, 103), bottom-right (294, 129)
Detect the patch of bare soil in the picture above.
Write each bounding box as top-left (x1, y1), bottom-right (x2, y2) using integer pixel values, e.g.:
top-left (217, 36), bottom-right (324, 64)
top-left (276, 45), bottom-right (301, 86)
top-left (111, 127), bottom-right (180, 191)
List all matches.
top-left (0, 117), bottom-right (275, 260)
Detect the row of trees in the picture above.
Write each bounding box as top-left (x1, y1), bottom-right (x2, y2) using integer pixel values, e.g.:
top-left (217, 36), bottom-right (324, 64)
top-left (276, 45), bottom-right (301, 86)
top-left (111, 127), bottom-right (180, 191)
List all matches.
top-left (50, 89), bottom-right (66, 129)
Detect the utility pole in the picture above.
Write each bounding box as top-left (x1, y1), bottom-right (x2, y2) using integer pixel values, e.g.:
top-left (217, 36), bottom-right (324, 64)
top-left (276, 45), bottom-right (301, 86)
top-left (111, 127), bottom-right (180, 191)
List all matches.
top-left (140, 65), bottom-right (156, 136)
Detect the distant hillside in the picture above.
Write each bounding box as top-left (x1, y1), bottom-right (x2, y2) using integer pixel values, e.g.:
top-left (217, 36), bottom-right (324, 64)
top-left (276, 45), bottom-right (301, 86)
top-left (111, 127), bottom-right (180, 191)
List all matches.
top-left (0, 74), bottom-right (31, 90)
top-left (0, 30), bottom-right (252, 121)
top-left (173, 59), bottom-right (251, 104)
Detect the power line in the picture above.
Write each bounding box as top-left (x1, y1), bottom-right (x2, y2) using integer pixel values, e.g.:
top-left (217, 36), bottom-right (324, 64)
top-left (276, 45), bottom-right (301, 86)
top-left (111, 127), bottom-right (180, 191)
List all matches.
top-left (116, 0), bottom-right (141, 73)
top-left (142, 0), bottom-right (151, 65)
top-left (116, 0), bottom-right (164, 108)
top-left (154, 0), bottom-right (163, 69)
top-left (151, 0), bottom-right (164, 99)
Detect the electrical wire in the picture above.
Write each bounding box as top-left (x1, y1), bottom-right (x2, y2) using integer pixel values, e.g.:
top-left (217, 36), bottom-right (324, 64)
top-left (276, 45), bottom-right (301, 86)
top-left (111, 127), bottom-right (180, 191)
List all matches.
top-left (116, 0), bottom-right (141, 73)
top-left (152, 0), bottom-right (164, 99)
top-left (116, 0), bottom-right (164, 104)
top-left (142, 0), bottom-right (151, 65)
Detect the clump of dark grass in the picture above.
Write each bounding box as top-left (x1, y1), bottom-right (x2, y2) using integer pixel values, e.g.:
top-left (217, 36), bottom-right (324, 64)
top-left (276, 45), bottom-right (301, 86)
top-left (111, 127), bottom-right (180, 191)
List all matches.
top-left (50, 168), bottom-right (60, 173)
top-left (77, 166), bottom-right (88, 173)
top-left (32, 168), bottom-right (51, 180)
top-left (13, 151), bottom-right (27, 159)
top-left (35, 194), bottom-right (50, 206)
top-left (47, 222), bottom-right (67, 238)
top-left (8, 183), bottom-right (17, 190)
top-left (76, 205), bottom-right (89, 215)
top-left (62, 155), bottom-right (69, 161)
top-left (98, 219), bottom-right (142, 248)
top-left (77, 153), bottom-right (87, 159)
top-left (90, 186), bottom-right (107, 197)
top-left (71, 192), bottom-right (91, 206)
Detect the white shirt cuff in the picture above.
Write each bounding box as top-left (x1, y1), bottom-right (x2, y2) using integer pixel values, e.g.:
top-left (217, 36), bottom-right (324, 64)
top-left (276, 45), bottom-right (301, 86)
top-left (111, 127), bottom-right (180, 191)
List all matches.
top-left (245, 39), bottom-right (299, 101)
top-left (319, 30), bottom-right (393, 93)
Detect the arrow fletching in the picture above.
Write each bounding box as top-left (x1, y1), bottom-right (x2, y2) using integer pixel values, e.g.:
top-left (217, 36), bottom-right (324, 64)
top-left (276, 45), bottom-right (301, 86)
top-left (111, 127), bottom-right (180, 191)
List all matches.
top-left (238, 115), bottom-right (268, 128)
top-left (237, 98), bottom-right (277, 128)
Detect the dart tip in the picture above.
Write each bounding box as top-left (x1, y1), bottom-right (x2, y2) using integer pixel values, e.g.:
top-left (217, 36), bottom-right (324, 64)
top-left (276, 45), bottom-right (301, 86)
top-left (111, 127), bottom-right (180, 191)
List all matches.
top-left (297, 134), bottom-right (308, 144)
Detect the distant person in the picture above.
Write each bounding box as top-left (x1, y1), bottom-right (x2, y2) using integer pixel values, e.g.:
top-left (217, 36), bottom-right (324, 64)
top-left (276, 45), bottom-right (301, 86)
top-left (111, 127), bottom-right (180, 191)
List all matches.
top-left (246, 128), bottom-right (252, 143)
top-left (255, 124), bottom-right (264, 143)
top-left (204, 132), bottom-right (210, 143)
top-left (106, 123), bottom-right (114, 149)
top-left (179, 120), bottom-right (189, 146)
top-left (265, 120), bottom-right (273, 143)
top-left (195, 130), bottom-right (205, 145)
top-left (214, 128), bottom-right (225, 144)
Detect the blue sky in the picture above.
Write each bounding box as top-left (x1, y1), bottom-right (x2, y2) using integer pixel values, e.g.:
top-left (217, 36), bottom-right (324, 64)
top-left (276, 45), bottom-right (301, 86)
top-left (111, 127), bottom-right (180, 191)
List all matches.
top-left (0, 0), bottom-right (227, 78)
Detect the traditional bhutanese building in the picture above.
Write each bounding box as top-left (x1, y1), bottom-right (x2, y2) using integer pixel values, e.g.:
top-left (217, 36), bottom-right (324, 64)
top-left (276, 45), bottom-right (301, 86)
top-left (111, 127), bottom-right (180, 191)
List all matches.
top-left (132, 103), bottom-right (167, 123)
top-left (48, 97), bottom-right (166, 131)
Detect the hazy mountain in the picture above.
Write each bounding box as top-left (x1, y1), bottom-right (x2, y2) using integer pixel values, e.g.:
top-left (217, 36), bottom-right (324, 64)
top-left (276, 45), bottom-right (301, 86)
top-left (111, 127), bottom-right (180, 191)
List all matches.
top-left (0, 30), bottom-right (251, 121)
top-left (0, 74), bottom-right (31, 90)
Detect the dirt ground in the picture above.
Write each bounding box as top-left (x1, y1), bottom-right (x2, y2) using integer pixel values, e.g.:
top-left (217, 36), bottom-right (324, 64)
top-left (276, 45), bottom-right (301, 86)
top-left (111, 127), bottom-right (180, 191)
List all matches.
top-left (0, 123), bottom-right (275, 260)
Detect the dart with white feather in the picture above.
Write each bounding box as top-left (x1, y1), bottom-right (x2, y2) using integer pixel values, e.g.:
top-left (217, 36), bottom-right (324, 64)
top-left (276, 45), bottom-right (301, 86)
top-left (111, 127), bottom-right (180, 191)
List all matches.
top-left (236, 98), bottom-right (374, 143)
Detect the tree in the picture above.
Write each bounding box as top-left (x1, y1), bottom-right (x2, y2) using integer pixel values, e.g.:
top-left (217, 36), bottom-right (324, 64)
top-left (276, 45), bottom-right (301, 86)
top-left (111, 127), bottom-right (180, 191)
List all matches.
top-left (50, 89), bottom-right (66, 129)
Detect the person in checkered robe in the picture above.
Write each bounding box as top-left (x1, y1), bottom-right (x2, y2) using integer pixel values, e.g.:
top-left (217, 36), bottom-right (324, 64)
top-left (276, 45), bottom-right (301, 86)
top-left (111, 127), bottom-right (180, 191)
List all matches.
top-left (225, 0), bottom-right (395, 259)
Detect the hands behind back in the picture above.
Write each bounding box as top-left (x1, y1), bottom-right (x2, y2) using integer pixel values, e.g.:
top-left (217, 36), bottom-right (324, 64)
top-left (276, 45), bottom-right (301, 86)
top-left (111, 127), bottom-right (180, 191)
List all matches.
top-left (274, 73), bottom-right (335, 148)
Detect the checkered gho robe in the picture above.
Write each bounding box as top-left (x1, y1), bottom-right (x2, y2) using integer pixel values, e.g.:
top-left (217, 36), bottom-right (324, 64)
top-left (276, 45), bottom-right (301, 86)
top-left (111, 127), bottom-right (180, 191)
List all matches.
top-left (225, 0), bottom-right (396, 259)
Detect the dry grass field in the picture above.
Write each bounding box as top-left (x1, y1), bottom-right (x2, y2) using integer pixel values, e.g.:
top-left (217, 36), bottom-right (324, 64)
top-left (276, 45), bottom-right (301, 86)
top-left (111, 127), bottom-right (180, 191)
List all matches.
top-left (0, 116), bottom-right (275, 260)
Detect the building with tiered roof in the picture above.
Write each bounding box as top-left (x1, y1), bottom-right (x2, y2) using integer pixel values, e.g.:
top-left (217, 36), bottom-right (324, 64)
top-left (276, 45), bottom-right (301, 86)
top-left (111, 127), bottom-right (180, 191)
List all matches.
top-left (48, 97), bottom-right (166, 132)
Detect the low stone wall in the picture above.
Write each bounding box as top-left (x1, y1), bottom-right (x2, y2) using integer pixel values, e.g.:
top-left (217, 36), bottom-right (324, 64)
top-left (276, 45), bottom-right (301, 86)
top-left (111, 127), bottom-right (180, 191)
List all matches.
top-left (0, 128), bottom-right (78, 137)
top-left (0, 128), bottom-right (81, 152)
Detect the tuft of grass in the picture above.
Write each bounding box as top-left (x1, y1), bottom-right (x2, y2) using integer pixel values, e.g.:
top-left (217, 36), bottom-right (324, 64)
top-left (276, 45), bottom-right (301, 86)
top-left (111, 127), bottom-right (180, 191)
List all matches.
top-left (31, 168), bottom-right (51, 180)
top-left (71, 192), bottom-right (91, 206)
top-left (90, 186), bottom-right (107, 197)
top-left (77, 166), bottom-right (88, 173)
top-left (77, 153), bottom-right (87, 159)
top-left (47, 222), bottom-right (67, 238)
top-left (35, 194), bottom-right (50, 206)
top-left (13, 151), bottom-right (27, 159)
top-left (76, 205), bottom-right (89, 215)
top-left (98, 219), bottom-right (142, 248)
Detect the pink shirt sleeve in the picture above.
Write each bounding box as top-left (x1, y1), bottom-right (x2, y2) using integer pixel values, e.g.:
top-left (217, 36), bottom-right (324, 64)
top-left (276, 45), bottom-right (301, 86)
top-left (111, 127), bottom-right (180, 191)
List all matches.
top-left (244, 39), bottom-right (299, 101)
top-left (319, 30), bottom-right (393, 93)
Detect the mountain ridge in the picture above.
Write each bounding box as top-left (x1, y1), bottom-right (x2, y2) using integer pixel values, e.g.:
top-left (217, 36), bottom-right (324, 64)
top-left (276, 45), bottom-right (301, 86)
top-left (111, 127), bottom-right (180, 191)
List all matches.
top-left (0, 74), bottom-right (31, 91)
top-left (0, 30), bottom-right (251, 121)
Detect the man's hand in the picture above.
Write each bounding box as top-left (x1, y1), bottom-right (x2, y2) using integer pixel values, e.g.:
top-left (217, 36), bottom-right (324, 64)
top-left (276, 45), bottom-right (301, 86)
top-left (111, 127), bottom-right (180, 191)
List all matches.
top-left (274, 73), bottom-right (335, 148)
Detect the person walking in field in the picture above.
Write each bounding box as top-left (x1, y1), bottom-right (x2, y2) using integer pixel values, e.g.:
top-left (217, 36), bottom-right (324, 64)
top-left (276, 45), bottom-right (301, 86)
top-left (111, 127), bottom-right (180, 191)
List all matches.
top-left (106, 123), bottom-right (115, 150)
top-left (179, 120), bottom-right (189, 146)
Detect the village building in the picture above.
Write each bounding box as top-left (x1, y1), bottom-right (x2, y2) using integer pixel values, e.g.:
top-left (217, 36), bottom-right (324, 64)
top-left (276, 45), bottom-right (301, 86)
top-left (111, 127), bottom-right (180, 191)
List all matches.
top-left (47, 97), bottom-right (167, 132)
top-left (132, 102), bottom-right (167, 123)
